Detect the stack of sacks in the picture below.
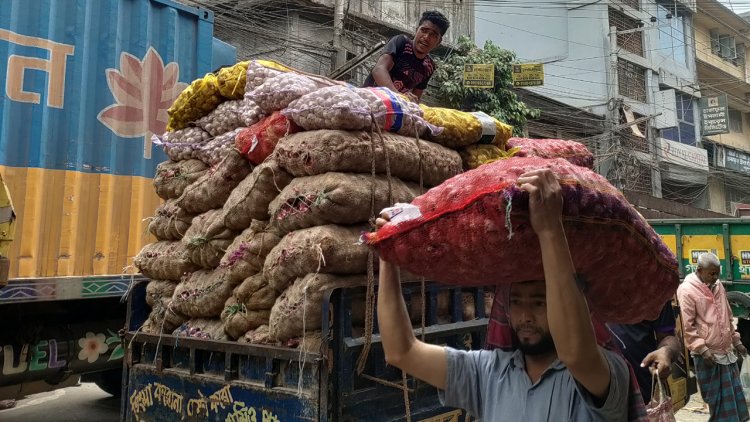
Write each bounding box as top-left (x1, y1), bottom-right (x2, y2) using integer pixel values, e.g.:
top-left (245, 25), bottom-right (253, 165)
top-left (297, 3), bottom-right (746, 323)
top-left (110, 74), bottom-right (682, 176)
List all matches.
top-left (138, 59), bottom-right (525, 347)
top-left (136, 62), bottom-right (279, 337)
top-left (256, 85), bottom-right (464, 345)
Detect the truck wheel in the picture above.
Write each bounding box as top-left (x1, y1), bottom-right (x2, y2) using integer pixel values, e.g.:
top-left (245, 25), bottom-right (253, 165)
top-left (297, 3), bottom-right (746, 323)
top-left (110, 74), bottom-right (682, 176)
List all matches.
top-left (93, 369), bottom-right (123, 397)
top-left (727, 291), bottom-right (750, 319)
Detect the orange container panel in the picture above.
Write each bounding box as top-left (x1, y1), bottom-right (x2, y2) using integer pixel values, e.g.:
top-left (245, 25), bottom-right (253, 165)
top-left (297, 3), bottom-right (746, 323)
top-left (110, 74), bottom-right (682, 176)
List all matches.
top-left (1, 166), bottom-right (160, 278)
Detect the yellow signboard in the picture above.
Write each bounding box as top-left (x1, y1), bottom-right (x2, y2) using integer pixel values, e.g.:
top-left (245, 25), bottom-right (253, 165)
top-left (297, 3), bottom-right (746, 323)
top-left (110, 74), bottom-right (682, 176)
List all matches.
top-left (512, 63), bottom-right (544, 87)
top-left (463, 64), bottom-right (495, 89)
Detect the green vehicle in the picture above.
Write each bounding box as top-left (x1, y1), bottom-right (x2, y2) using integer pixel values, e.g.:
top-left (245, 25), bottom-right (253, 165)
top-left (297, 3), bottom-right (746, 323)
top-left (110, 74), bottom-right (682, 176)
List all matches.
top-left (650, 218), bottom-right (750, 320)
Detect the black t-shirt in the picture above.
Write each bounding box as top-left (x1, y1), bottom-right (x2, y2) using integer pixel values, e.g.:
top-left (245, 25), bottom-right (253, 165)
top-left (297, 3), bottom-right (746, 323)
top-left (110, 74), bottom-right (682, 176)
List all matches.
top-left (363, 35), bottom-right (435, 92)
top-left (608, 302), bottom-right (676, 403)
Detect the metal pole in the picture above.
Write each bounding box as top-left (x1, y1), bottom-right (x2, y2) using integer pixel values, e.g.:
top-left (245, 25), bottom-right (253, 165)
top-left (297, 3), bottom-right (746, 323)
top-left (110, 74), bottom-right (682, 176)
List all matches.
top-left (604, 25), bottom-right (622, 189)
top-left (333, 0), bottom-right (347, 69)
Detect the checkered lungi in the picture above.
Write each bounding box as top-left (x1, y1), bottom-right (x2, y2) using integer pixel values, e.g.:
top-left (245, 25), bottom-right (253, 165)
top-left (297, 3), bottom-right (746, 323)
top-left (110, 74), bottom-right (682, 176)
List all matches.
top-left (694, 355), bottom-right (750, 422)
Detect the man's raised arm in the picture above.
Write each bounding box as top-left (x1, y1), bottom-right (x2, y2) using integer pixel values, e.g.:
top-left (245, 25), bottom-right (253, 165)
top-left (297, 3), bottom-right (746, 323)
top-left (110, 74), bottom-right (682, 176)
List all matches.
top-left (517, 169), bottom-right (611, 400)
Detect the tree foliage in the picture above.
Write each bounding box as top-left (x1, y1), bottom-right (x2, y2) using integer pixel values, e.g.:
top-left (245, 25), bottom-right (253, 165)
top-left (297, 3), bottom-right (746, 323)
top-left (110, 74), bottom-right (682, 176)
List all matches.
top-left (432, 36), bottom-right (540, 135)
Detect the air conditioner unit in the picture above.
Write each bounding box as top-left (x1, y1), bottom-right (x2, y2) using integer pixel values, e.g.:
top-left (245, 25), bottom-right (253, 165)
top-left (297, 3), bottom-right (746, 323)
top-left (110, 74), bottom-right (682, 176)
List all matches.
top-left (731, 202), bottom-right (750, 217)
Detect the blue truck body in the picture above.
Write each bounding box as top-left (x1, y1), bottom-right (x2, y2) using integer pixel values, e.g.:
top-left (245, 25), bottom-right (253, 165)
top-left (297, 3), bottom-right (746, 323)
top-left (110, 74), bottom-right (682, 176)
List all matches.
top-left (123, 282), bottom-right (488, 421)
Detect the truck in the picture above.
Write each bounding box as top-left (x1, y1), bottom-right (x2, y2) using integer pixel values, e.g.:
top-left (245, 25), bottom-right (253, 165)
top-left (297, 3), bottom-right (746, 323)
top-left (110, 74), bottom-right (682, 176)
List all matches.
top-left (124, 280), bottom-right (490, 421)
top-left (650, 218), bottom-right (750, 343)
top-left (0, 0), bottom-right (236, 401)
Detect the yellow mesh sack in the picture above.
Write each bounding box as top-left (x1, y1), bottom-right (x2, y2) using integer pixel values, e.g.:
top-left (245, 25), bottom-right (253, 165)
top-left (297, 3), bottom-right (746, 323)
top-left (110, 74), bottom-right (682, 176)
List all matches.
top-left (217, 61), bottom-right (248, 100)
top-left (459, 144), bottom-right (518, 170)
top-left (420, 105), bottom-right (513, 149)
top-left (167, 74), bottom-right (223, 131)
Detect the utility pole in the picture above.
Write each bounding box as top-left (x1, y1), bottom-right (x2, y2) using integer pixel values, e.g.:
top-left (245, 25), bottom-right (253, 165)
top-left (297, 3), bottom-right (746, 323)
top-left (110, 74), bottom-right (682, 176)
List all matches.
top-left (333, 0), bottom-right (348, 70)
top-left (604, 25), bottom-right (622, 190)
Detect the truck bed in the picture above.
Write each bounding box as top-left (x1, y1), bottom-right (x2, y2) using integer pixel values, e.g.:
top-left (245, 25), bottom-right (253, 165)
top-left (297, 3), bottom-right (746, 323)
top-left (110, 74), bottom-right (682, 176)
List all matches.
top-left (123, 281), bottom-right (490, 421)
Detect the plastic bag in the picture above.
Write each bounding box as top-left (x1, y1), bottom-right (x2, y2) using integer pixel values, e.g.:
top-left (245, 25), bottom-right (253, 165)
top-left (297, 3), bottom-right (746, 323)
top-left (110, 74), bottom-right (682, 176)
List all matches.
top-left (741, 358), bottom-right (750, 405)
top-left (421, 105), bottom-right (513, 149)
top-left (647, 374), bottom-right (676, 422)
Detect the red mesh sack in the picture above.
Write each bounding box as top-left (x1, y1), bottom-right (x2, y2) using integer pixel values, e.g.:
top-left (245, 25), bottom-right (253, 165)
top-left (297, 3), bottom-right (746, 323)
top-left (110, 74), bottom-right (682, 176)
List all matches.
top-left (236, 112), bottom-right (301, 165)
top-left (365, 156), bottom-right (678, 323)
top-left (507, 137), bottom-right (594, 169)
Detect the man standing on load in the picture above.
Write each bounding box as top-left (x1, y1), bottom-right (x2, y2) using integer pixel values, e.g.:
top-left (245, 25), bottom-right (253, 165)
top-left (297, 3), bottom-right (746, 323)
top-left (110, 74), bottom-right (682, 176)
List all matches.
top-left (363, 10), bottom-right (449, 103)
top-left (676, 252), bottom-right (749, 421)
top-left (375, 169), bottom-right (630, 420)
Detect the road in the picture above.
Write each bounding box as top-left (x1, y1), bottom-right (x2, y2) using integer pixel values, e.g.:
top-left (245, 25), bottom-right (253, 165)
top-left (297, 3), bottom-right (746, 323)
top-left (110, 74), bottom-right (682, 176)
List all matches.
top-left (0, 383), bottom-right (120, 422)
top-left (0, 381), bottom-right (715, 421)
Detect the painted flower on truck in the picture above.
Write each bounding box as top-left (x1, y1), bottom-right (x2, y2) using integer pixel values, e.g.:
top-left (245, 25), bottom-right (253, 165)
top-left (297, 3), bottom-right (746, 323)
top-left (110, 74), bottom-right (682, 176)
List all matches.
top-left (77, 332), bottom-right (109, 363)
top-left (98, 47), bottom-right (188, 160)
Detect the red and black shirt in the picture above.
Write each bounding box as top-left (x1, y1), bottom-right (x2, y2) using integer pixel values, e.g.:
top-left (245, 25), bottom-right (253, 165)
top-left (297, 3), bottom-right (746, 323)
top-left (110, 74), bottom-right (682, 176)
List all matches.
top-left (363, 35), bottom-right (435, 92)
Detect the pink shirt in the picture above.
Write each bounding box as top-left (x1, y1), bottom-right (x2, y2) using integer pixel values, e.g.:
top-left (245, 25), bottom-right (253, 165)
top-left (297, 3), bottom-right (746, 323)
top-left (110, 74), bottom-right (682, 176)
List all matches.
top-left (676, 273), bottom-right (741, 355)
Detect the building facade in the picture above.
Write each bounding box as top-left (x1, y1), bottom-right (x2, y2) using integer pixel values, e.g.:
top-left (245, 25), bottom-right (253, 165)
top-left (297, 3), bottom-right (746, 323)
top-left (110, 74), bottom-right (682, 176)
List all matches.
top-left (182, 0), bottom-right (473, 83)
top-left (475, 0), bottom-right (726, 214)
top-left (694, 0), bottom-right (750, 215)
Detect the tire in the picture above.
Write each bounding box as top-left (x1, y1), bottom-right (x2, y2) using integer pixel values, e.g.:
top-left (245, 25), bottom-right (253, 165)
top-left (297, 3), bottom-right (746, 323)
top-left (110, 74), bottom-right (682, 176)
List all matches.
top-left (728, 291), bottom-right (750, 317)
top-left (93, 369), bottom-right (123, 397)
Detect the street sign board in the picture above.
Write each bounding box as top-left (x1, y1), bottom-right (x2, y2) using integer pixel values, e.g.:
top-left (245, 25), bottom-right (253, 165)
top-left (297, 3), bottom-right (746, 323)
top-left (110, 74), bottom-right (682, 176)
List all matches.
top-left (463, 64), bottom-right (495, 88)
top-left (511, 63), bottom-right (544, 87)
top-left (700, 95), bottom-right (729, 136)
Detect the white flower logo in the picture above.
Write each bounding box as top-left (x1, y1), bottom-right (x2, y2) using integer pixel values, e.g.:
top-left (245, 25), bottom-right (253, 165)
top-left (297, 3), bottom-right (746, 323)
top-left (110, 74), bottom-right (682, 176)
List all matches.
top-left (78, 332), bottom-right (109, 363)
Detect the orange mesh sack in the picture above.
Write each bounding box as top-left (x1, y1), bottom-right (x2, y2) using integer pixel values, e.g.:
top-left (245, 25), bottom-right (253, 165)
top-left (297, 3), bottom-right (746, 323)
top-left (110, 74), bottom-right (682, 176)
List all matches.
top-left (236, 112), bottom-right (301, 165)
top-left (507, 137), bottom-right (594, 169)
top-left (365, 157), bottom-right (678, 323)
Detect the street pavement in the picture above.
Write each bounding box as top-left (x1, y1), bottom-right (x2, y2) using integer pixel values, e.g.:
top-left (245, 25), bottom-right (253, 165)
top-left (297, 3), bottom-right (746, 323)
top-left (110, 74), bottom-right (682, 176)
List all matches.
top-left (0, 383), bottom-right (120, 422)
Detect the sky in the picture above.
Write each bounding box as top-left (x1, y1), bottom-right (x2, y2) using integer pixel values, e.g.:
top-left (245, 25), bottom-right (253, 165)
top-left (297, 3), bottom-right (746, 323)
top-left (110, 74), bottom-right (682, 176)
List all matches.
top-left (721, 0), bottom-right (750, 14)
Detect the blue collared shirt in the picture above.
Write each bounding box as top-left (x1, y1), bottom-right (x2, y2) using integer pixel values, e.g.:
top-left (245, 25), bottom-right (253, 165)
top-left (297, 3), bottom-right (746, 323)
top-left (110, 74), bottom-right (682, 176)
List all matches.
top-left (438, 346), bottom-right (629, 421)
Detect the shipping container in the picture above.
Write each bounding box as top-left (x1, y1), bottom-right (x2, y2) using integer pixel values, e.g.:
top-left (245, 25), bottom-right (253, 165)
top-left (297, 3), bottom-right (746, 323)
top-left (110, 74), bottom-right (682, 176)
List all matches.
top-left (0, 0), bottom-right (235, 280)
top-left (0, 0), bottom-right (236, 400)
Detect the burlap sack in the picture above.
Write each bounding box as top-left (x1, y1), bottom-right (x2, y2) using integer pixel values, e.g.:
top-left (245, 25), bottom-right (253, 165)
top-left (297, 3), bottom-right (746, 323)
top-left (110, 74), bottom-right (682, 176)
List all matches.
top-left (269, 273), bottom-right (367, 341)
top-left (177, 149), bottom-right (253, 215)
top-left (264, 225), bottom-right (372, 292)
top-left (134, 242), bottom-right (197, 280)
top-left (171, 269), bottom-right (241, 318)
top-left (221, 296), bottom-right (271, 339)
top-left (235, 273), bottom-right (277, 311)
top-left (269, 173), bottom-right (420, 234)
top-left (274, 130), bottom-right (462, 187)
top-left (141, 318), bottom-right (159, 334)
top-left (222, 161), bottom-right (293, 230)
top-left (173, 318), bottom-right (228, 341)
top-left (220, 221), bottom-right (282, 283)
top-left (284, 331), bottom-right (324, 354)
top-left (154, 159), bottom-right (208, 200)
top-left (148, 199), bottom-right (195, 241)
top-left (145, 280), bottom-right (178, 306)
top-left (147, 298), bottom-right (187, 334)
top-left (238, 324), bottom-right (277, 345)
top-left (182, 209), bottom-right (238, 269)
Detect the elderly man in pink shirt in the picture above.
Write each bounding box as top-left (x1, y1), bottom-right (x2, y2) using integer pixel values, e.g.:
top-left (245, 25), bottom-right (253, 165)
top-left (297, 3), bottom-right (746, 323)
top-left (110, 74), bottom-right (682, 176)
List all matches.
top-left (677, 252), bottom-right (749, 421)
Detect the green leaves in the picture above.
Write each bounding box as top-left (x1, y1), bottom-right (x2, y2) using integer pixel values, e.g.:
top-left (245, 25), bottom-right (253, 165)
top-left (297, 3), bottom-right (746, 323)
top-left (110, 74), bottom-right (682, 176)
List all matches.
top-left (433, 36), bottom-right (539, 136)
top-left (105, 329), bottom-right (124, 361)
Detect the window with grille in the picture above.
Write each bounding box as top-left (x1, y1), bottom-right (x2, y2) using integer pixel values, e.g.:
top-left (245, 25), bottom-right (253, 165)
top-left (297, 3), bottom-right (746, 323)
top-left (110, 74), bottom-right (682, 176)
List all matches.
top-left (660, 92), bottom-right (696, 145)
top-left (609, 8), bottom-right (644, 56)
top-left (621, 0), bottom-right (639, 10)
top-left (617, 59), bottom-right (647, 102)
